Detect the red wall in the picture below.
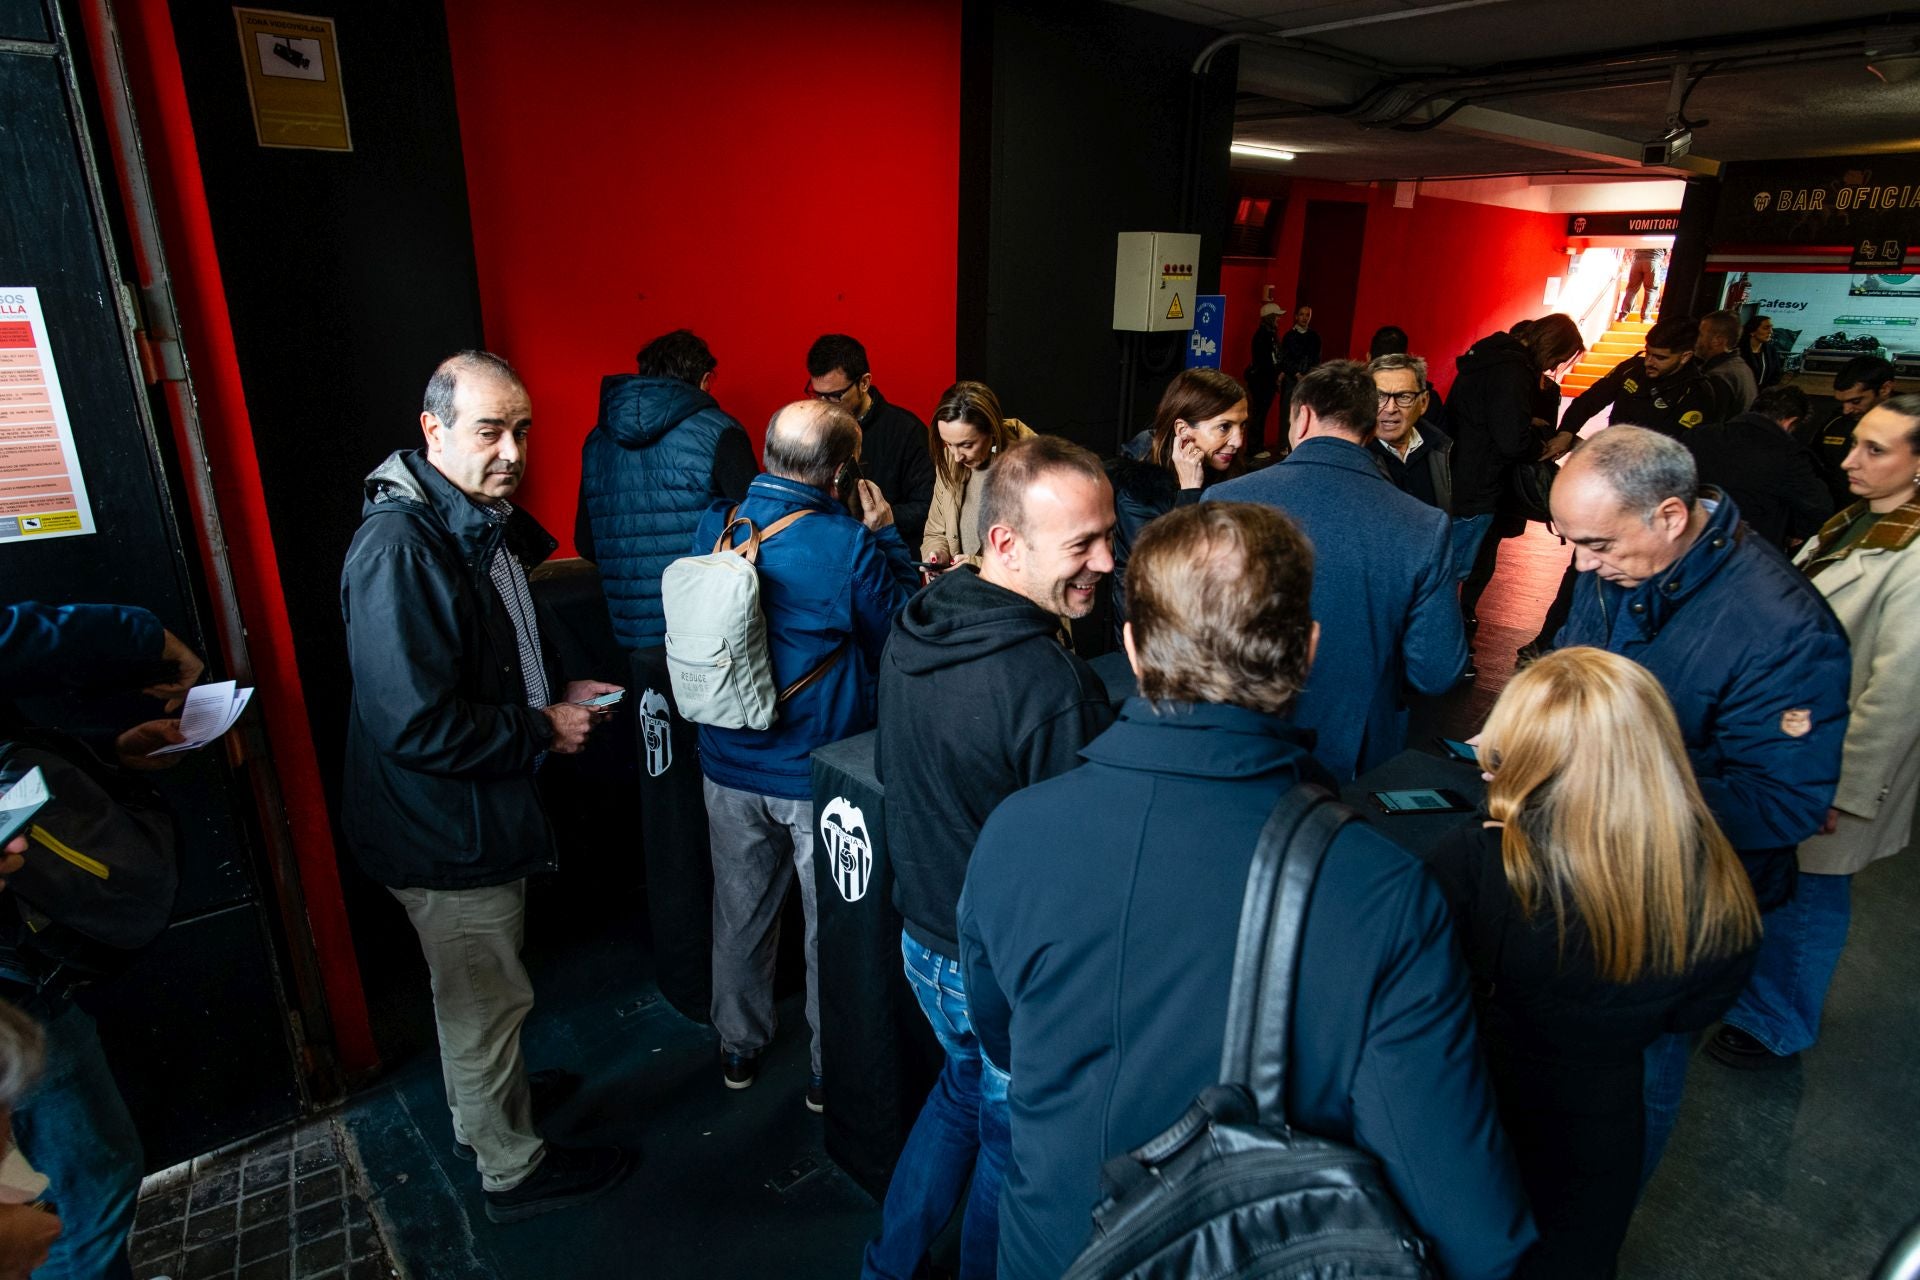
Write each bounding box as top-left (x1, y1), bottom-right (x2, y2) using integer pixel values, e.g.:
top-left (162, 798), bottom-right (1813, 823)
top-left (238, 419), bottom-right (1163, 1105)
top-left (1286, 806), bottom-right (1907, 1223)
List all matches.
top-left (1222, 182), bottom-right (1568, 399)
top-left (444, 0), bottom-right (963, 553)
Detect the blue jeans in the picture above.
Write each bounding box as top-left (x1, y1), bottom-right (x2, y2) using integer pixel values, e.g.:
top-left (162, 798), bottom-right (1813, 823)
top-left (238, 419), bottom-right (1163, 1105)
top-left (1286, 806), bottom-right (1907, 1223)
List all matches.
top-left (1638, 1030), bottom-right (1694, 1189)
top-left (1450, 513), bottom-right (1495, 584)
top-left (1721, 871), bottom-right (1852, 1056)
top-left (861, 934), bottom-right (1011, 1280)
top-left (9, 995), bottom-right (141, 1280)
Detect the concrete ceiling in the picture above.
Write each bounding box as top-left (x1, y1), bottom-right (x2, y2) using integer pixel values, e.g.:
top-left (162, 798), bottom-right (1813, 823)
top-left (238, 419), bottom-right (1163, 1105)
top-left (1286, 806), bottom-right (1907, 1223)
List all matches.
top-left (1107, 0), bottom-right (1920, 182)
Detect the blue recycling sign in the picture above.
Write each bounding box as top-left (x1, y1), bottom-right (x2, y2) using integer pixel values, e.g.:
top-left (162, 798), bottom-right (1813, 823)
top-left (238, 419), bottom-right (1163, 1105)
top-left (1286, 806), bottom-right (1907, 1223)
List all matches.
top-left (1185, 294), bottom-right (1225, 369)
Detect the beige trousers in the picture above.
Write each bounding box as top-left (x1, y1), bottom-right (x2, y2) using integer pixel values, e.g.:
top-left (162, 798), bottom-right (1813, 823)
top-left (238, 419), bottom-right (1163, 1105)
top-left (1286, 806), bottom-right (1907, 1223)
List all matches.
top-left (389, 881), bottom-right (545, 1191)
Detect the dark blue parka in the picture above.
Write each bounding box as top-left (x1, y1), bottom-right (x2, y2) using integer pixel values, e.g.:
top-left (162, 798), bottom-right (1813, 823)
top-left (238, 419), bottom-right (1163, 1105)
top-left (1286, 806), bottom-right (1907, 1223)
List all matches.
top-left (691, 475), bottom-right (918, 800)
top-left (578, 375), bottom-right (754, 649)
top-left (959, 698), bottom-right (1535, 1280)
top-left (0, 602), bottom-right (163, 698)
top-left (1555, 490), bottom-right (1851, 905)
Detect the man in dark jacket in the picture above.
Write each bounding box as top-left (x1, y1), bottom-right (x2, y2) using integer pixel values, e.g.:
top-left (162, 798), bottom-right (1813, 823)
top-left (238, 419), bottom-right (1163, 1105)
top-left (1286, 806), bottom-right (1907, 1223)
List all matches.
top-left (863, 436), bottom-right (1117, 1280)
top-left (1686, 384), bottom-right (1833, 549)
top-left (1244, 302), bottom-right (1284, 454)
top-left (341, 351), bottom-right (630, 1222)
top-left (693, 400), bottom-right (918, 1104)
top-left (806, 333), bottom-right (935, 551)
top-left (577, 329), bottom-right (756, 648)
top-left (1272, 304), bottom-right (1322, 455)
top-left (1562, 316), bottom-right (1726, 441)
top-left (1696, 309), bottom-right (1758, 417)
top-left (1207, 362), bottom-right (1466, 778)
top-left (1803, 356), bottom-right (1898, 509)
top-left (959, 501), bottom-right (1535, 1280)
top-left (1368, 352), bottom-right (1452, 512)
top-left (1549, 424), bottom-right (1850, 1178)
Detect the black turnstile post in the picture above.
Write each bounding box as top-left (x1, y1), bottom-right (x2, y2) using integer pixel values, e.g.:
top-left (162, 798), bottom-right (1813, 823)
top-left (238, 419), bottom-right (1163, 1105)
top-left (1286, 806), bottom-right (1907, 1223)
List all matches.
top-left (629, 645), bottom-right (715, 1024)
top-left (811, 732), bottom-right (942, 1201)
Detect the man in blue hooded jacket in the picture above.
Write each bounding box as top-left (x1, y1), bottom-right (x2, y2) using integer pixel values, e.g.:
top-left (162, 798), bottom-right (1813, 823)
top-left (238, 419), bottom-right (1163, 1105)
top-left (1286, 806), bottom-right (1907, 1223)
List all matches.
top-left (1549, 424), bottom-right (1851, 1178)
top-left (959, 501), bottom-right (1534, 1280)
top-left (577, 329), bottom-right (757, 648)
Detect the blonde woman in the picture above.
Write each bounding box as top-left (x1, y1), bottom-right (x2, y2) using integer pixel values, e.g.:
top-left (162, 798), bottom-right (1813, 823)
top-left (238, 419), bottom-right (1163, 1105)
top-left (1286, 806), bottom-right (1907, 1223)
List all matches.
top-left (919, 382), bottom-right (1033, 570)
top-left (1711, 394), bottom-right (1920, 1069)
top-left (1423, 647), bottom-right (1760, 1280)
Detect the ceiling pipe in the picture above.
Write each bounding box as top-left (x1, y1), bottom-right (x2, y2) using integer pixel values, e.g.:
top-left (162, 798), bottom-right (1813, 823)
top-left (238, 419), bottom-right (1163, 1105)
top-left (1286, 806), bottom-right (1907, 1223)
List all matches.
top-left (1192, 0), bottom-right (1522, 76)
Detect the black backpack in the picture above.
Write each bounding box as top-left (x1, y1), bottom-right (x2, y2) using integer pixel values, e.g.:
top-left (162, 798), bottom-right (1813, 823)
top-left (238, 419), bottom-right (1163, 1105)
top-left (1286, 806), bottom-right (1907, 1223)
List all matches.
top-left (0, 728), bottom-right (179, 986)
top-left (1061, 784), bottom-right (1437, 1280)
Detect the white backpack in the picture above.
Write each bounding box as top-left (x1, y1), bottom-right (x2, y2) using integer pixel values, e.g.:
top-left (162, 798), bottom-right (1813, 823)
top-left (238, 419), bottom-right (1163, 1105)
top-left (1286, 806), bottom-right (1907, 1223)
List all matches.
top-left (661, 507), bottom-right (846, 730)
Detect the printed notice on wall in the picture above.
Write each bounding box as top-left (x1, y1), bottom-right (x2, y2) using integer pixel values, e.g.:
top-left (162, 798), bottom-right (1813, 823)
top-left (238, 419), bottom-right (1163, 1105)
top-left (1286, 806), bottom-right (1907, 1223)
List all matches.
top-left (0, 288), bottom-right (95, 545)
top-left (234, 8), bottom-right (352, 151)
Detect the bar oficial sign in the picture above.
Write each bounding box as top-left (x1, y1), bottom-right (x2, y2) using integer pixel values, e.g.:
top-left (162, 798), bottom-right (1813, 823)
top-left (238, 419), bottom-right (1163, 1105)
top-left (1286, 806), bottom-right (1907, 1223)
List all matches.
top-left (1715, 155), bottom-right (1920, 245)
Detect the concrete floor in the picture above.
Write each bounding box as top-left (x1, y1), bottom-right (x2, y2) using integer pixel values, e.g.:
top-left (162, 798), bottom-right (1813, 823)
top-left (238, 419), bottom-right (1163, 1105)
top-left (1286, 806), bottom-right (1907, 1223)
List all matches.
top-left (337, 521), bottom-right (1920, 1279)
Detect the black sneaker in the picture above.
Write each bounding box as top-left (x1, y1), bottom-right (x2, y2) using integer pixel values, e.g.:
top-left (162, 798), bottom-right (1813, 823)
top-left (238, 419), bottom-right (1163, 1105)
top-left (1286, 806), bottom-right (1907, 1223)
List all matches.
top-left (805, 1075), bottom-right (825, 1114)
top-left (483, 1143), bottom-right (633, 1224)
top-left (1705, 1025), bottom-right (1798, 1071)
top-left (723, 1052), bottom-right (758, 1090)
top-left (454, 1068), bottom-right (583, 1161)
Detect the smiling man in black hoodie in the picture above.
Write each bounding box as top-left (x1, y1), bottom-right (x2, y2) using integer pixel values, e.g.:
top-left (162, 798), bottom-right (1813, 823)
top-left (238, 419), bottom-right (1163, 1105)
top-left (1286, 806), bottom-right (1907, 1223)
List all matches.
top-left (861, 435), bottom-right (1118, 1280)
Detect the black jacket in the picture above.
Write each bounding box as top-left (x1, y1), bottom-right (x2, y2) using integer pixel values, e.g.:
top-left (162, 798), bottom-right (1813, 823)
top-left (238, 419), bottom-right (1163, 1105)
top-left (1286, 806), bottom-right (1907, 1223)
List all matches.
top-left (1562, 354), bottom-right (1727, 439)
top-left (1423, 822), bottom-right (1755, 1278)
top-left (875, 568), bottom-right (1114, 952)
top-left (1104, 454), bottom-right (1213, 637)
top-left (1245, 323), bottom-right (1281, 385)
top-left (858, 386), bottom-right (936, 554)
top-left (1686, 412), bottom-right (1835, 549)
top-left (959, 701), bottom-right (1535, 1280)
top-left (1278, 325), bottom-right (1321, 375)
top-left (1798, 408), bottom-right (1860, 511)
top-left (1370, 418), bottom-right (1454, 513)
top-left (1448, 332), bottom-right (1548, 517)
top-left (340, 451), bottom-right (564, 890)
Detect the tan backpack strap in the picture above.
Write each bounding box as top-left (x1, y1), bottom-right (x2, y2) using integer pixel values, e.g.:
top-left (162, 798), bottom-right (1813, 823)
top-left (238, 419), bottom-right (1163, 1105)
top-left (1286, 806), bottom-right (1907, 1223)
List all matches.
top-left (778, 638), bottom-right (849, 704)
top-left (713, 506), bottom-right (760, 559)
top-left (757, 508), bottom-right (817, 542)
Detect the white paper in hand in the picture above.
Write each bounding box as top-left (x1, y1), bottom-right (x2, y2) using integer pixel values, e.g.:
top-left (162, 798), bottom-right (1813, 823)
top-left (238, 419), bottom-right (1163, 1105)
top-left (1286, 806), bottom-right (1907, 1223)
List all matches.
top-left (0, 765), bottom-right (50, 844)
top-left (148, 680), bottom-right (254, 756)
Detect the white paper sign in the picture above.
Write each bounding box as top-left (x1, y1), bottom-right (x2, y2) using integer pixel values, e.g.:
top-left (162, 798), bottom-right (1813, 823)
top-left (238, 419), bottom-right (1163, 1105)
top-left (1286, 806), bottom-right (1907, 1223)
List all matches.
top-left (0, 287), bottom-right (97, 544)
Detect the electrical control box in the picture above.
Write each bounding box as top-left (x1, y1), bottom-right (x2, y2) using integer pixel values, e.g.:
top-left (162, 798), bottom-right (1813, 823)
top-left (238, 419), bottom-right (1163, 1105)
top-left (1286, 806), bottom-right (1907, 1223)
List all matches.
top-left (1113, 231), bottom-right (1201, 333)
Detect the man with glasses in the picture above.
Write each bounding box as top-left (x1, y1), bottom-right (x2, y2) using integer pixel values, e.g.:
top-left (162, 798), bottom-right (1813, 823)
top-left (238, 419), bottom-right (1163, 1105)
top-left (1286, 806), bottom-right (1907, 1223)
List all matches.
top-left (805, 334), bottom-right (935, 551)
top-left (1368, 353), bottom-right (1452, 512)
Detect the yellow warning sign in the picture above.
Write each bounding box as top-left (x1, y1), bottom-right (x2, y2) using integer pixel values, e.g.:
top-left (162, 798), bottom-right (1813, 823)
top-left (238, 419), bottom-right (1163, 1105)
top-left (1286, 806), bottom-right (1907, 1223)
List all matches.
top-left (1166, 294), bottom-right (1184, 320)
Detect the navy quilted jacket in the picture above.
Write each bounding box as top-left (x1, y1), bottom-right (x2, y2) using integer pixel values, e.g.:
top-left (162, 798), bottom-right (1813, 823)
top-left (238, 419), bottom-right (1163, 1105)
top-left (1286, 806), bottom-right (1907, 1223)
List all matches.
top-left (578, 375), bottom-right (752, 648)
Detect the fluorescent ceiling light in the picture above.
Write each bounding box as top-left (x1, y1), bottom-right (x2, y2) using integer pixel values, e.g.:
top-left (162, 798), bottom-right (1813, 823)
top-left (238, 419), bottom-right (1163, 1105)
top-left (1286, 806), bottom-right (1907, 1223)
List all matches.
top-left (1232, 143), bottom-right (1296, 160)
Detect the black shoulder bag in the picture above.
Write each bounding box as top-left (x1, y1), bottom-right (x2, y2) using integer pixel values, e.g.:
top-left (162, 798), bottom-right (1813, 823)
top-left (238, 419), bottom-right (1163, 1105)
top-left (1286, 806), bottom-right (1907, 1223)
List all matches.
top-left (1061, 783), bottom-right (1437, 1280)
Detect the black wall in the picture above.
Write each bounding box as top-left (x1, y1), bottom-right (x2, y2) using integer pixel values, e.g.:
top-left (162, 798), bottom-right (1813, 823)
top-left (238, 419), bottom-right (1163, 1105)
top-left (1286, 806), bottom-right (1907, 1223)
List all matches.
top-left (959, 0), bottom-right (1238, 453)
top-left (164, 0), bottom-right (485, 1054)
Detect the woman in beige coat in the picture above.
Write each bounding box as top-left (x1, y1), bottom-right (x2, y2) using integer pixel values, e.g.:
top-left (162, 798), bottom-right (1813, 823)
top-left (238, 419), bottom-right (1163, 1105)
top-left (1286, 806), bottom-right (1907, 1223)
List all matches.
top-left (1711, 394), bottom-right (1920, 1068)
top-left (919, 381), bottom-right (1033, 570)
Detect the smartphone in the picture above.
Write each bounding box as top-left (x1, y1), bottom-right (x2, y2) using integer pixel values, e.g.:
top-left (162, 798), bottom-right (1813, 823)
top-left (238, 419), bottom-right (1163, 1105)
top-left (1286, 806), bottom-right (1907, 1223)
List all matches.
top-left (834, 458), bottom-right (865, 520)
top-left (1435, 737), bottom-right (1478, 765)
top-left (0, 765), bottom-right (52, 846)
top-left (1369, 788), bottom-right (1472, 816)
top-left (572, 690), bottom-right (625, 708)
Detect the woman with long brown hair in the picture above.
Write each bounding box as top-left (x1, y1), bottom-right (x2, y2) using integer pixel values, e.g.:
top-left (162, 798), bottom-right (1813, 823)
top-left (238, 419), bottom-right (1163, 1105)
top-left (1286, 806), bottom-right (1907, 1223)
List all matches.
top-left (920, 381), bottom-right (1032, 570)
top-left (1104, 369), bottom-right (1247, 639)
top-left (1423, 647), bottom-right (1760, 1279)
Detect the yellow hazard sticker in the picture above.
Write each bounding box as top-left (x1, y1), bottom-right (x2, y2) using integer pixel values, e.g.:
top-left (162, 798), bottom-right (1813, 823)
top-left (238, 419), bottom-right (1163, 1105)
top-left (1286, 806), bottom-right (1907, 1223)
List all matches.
top-left (1166, 294), bottom-right (1184, 320)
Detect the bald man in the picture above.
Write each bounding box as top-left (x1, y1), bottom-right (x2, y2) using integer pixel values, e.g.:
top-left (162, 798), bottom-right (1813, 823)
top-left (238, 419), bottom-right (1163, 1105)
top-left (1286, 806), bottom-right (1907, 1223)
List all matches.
top-left (691, 400), bottom-right (919, 1106)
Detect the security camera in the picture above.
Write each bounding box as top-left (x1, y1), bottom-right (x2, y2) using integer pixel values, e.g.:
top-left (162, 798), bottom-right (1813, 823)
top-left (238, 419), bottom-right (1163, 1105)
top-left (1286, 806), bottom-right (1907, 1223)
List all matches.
top-left (1641, 128), bottom-right (1693, 167)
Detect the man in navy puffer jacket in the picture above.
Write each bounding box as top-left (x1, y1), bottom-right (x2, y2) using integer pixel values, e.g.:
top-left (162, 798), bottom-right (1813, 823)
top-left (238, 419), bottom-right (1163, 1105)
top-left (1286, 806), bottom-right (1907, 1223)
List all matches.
top-left (577, 329), bottom-right (757, 649)
top-left (1550, 424), bottom-right (1850, 1180)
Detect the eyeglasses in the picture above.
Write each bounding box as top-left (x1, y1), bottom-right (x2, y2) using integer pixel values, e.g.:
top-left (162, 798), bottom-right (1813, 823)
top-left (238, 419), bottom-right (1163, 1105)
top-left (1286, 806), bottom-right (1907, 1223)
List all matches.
top-left (807, 379), bottom-right (860, 403)
top-left (1376, 389), bottom-right (1425, 408)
